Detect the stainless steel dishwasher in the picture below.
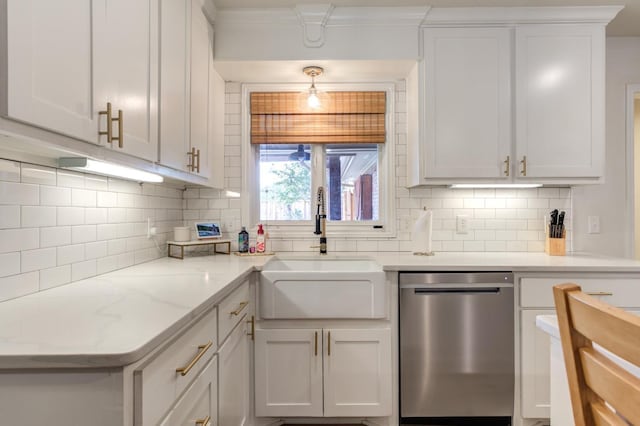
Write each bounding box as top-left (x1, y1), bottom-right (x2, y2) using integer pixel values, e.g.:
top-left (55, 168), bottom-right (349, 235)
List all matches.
top-left (399, 272), bottom-right (514, 425)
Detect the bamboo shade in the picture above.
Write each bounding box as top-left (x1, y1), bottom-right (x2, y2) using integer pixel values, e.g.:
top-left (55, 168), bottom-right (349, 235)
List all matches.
top-left (250, 91), bottom-right (386, 144)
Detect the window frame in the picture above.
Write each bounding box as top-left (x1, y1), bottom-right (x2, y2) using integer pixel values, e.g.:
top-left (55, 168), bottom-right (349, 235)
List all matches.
top-left (241, 82), bottom-right (396, 239)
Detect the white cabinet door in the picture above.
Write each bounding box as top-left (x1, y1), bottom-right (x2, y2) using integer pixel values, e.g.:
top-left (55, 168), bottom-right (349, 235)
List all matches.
top-left (515, 24), bottom-right (605, 179)
top-left (208, 51), bottom-right (226, 188)
top-left (254, 329), bottom-right (323, 417)
top-left (3, 0), bottom-right (99, 143)
top-left (323, 328), bottom-right (392, 417)
top-left (159, 0), bottom-right (190, 172)
top-left (189, 0), bottom-right (212, 178)
top-left (93, 0), bottom-right (159, 161)
top-left (422, 27), bottom-right (511, 179)
top-left (219, 318), bottom-right (250, 426)
top-left (159, 356), bottom-right (218, 426)
top-left (521, 309), bottom-right (553, 419)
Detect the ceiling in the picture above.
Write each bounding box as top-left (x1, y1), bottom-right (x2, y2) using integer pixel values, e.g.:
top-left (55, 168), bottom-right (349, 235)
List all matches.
top-left (212, 0), bottom-right (638, 36)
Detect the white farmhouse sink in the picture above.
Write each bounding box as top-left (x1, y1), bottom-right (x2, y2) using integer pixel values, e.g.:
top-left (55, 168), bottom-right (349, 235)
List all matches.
top-left (260, 257), bottom-right (386, 319)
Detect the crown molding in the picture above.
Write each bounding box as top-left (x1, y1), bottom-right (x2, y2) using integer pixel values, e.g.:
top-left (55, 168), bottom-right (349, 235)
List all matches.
top-left (422, 6), bottom-right (623, 27)
top-left (216, 5), bottom-right (431, 27)
top-left (295, 4), bottom-right (335, 47)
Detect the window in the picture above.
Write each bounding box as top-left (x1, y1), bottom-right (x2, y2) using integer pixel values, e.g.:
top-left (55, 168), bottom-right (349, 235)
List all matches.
top-left (243, 84), bottom-right (395, 238)
top-left (258, 143), bottom-right (380, 223)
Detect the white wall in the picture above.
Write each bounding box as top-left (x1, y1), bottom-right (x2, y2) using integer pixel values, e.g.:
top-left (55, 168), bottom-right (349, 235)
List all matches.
top-left (183, 81), bottom-right (572, 253)
top-left (0, 159), bottom-right (182, 302)
top-left (572, 37), bottom-right (640, 257)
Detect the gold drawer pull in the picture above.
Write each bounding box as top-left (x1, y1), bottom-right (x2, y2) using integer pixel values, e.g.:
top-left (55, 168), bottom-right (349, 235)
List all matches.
top-left (503, 156), bottom-right (510, 176)
top-left (99, 102), bottom-right (113, 143)
top-left (112, 108), bottom-right (123, 148)
top-left (327, 331), bottom-right (331, 356)
top-left (586, 291), bottom-right (613, 297)
top-left (520, 156), bottom-right (527, 176)
top-left (230, 301), bottom-right (249, 316)
top-left (195, 415), bottom-right (210, 426)
top-left (314, 331), bottom-right (318, 356)
top-left (176, 341), bottom-right (213, 377)
top-left (247, 315), bottom-right (255, 341)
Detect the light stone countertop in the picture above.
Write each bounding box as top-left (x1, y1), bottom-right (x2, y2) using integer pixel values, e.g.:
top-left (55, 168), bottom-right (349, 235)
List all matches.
top-left (2, 251), bottom-right (640, 369)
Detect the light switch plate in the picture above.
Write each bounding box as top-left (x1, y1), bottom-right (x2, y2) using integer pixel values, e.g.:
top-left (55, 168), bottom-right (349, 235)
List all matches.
top-left (456, 215), bottom-right (469, 234)
top-left (588, 215), bottom-right (600, 234)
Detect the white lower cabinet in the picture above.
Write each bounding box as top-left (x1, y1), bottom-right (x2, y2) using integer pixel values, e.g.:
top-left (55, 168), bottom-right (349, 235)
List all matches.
top-left (520, 309), bottom-right (553, 419)
top-left (518, 275), bottom-right (640, 421)
top-left (255, 328), bottom-right (392, 418)
top-left (219, 317), bottom-right (251, 426)
top-left (160, 356), bottom-right (217, 426)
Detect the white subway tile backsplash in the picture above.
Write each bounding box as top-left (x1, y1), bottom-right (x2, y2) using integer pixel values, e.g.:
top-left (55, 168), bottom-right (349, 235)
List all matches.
top-left (39, 265), bottom-right (72, 290)
top-left (57, 207), bottom-right (85, 226)
top-left (21, 164), bottom-right (57, 185)
top-left (41, 186), bottom-right (71, 206)
top-left (71, 259), bottom-right (97, 281)
top-left (57, 244), bottom-right (85, 266)
top-left (85, 241), bottom-right (108, 259)
top-left (57, 170), bottom-right (85, 188)
top-left (0, 206), bottom-right (20, 229)
top-left (21, 206), bottom-right (57, 227)
top-left (0, 159), bottom-right (20, 182)
top-left (21, 248), bottom-right (56, 272)
top-left (0, 252), bottom-right (20, 277)
top-left (85, 208), bottom-right (108, 224)
top-left (71, 225), bottom-right (97, 244)
top-left (40, 226), bottom-right (72, 248)
top-left (97, 191), bottom-right (118, 207)
top-left (85, 175), bottom-right (108, 191)
top-left (0, 228), bottom-right (39, 254)
top-left (0, 182), bottom-right (39, 205)
top-left (0, 272), bottom-right (39, 302)
top-left (72, 189), bottom-right (97, 207)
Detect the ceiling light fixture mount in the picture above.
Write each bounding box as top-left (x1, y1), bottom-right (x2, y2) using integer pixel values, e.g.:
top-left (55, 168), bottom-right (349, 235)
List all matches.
top-left (303, 66), bottom-right (323, 109)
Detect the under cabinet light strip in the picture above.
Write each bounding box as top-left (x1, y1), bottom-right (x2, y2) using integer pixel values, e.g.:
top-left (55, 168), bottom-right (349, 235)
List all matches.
top-left (450, 184), bottom-right (542, 189)
top-left (59, 158), bottom-right (163, 183)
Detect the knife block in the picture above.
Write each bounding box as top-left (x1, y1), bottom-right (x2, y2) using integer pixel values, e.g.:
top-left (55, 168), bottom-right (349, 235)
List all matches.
top-left (545, 230), bottom-right (566, 256)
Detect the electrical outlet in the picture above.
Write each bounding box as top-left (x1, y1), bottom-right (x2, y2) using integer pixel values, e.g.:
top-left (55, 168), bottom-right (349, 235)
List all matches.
top-left (588, 215), bottom-right (600, 234)
top-left (456, 215), bottom-right (469, 234)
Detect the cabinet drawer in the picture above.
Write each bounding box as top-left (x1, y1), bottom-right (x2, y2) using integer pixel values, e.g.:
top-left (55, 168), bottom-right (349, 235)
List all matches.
top-left (160, 356), bottom-right (218, 426)
top-left (520, 277), bottom-right (640, 308)
top-left (218, 281), bottom-right (251, 343)
top-left (134, 307), bottom-right (217, 426)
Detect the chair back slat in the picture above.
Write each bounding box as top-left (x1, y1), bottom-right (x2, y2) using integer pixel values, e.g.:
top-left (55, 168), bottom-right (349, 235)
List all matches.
top-left (590, 401), bottom-right (628, 426)
top-left (580, 347), bottom-right (640, 424)
top-left (553, 283), bottom-right (640, 426)
top-left (569, 290), bottom-right (640, 366)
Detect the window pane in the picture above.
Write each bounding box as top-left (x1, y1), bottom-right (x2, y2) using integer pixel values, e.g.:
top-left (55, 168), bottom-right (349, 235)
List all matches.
top-left (324, 144), bottom-right (379, 222)
top-left (259, 144), bottom-right (311, 221)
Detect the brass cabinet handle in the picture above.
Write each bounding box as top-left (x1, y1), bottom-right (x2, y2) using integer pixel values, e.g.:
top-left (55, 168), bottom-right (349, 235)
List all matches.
top-left (112, 109), bottom-right (123, 148)
top-left (246, 315), bottom-right (255, 340)
top-left (230, 301), bottom-right (249, 316)
top-left (314, 331), bottom-right (318, 356)
top-left (187, 147), bottom-right (198, 172)
top-left (195, 415), bottom-right (210, 426)
top-left (520, 156), bottom-right (527, 176)
top-left (327, 331), bottom-right (331, 356)
top-left (586, 291), bottom-right (613, 297)
top-left (504, 156), bottom-right (510, 177)
top-left (175, 341), bottom-right (213, 377)
top-left (99, 102), bottom-right (113, 143)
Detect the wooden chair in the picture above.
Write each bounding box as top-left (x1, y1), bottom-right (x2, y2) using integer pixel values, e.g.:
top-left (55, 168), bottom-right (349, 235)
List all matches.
top-left (553, 283), bottom-right (640, 426)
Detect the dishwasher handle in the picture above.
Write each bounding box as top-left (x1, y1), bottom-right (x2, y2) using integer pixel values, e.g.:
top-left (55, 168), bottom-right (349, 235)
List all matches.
top-left (414, 287), bottom-right (502, 295)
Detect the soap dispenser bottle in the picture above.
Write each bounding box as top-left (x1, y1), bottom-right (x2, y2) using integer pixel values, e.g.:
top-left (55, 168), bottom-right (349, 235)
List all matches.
top-left (238, 226), bottom-right (249, 253)
top-left (256, 224), bottom-right (266, 253)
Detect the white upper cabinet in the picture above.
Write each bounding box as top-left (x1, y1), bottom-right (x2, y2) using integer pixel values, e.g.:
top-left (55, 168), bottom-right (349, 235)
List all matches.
top-left (408, 7), bottom-right (620, 186)
top-left (158, 0), bottom-right (223, 183)
top-left (515, 24), bottom-right (605, 179)
top-left (422, 27), bottom-right (511, 179)
top-left (2, 0), bottom-right (98, 143)
top-left (93, 0), bottom-right (159, 161)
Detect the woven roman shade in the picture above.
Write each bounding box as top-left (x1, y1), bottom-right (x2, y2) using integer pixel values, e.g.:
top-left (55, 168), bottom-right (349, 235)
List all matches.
top-left (250, 91), bottom-right (386, 144)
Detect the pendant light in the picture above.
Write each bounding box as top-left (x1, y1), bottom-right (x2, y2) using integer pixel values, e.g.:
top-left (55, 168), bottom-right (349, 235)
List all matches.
top-left (303, 66), bottom-right (323, 109)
